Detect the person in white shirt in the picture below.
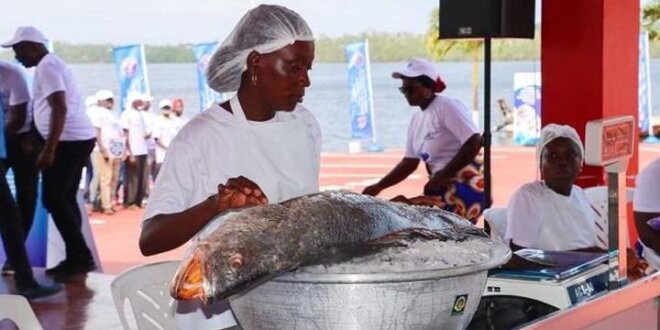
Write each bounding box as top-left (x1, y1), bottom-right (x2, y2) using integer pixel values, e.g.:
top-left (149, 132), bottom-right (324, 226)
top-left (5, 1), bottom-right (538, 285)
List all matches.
top-left (171, 97), bottom-right (188, 129)
top-left (0, 60), bottom-right (41, 263)
top-left (85, 94), bottom-right (101, 208)
top-left (152, 99), bottom-right (178, 180)
top-left (91, 90), bottom-right (124, 215)
top-left (504, 124), bottom-right (597, 251)
top-left (3, 26), bottom-right (97, 281)
top-left (139, 93), bottom-right (157, 196)
top-left (139, 5), bottom-right (325, 329)
top-left (120, 91), bottom-right (150, 209)
top-left (363, 58), bottom-right (484, 222)
top-left (633, 157), bottom-right (660, 270)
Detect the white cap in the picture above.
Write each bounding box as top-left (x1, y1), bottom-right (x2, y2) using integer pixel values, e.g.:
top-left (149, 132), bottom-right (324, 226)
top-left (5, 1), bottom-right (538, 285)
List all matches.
top-left (140, 93), bottom-right (154, 102)
top-left (1, 26), bottom-right (47, 48)
top-left (392, 58), bottom-right (438, 81)
top-left (537, 124), bottom-right (585, 166)
top-left (159, 99), bottom-right (172, 109)
top-left (95, 90), bottom-right (114, 101)
top-left (85, 95), bottom-right (97, 107)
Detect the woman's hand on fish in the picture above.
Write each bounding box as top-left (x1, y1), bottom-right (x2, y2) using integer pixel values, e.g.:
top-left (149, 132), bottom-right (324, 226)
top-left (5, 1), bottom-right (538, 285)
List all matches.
top-left (362, 183), bottom-right (383, 196)
top-left (215, 176), bottom-right (269, 213)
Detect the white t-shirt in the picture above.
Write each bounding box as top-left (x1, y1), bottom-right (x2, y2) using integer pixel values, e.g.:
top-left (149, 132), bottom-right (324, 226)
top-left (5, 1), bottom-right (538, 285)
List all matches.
top-left (404, 95), bottom-right (479, 174)
top-left (505, 181), bottom-right (597, 251)
top-left (91, 109), bottom-right (125, 159)
top-left (0, 61), bottom-right (31, 134)
top-left (143, 103), bottom-right (321, 221)
top-left (153, 115), bottom-right (179, 163)
top-left (32, 54), bottom-right (95, 141)
top-left (120, 107), bottom-right (149, 156)
top-left (634, 157), bottom-right (660, 213)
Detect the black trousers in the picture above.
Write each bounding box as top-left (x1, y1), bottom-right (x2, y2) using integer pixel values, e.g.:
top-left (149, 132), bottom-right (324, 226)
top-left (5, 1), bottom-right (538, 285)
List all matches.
top-left (2, 132), bottom-right (42, 239)
top-left (123, 155), bottom-right (148, 207)
top-left (0, 163), bottom-right (37, 288)
top-left (41, 138), bottom-right (95, 261)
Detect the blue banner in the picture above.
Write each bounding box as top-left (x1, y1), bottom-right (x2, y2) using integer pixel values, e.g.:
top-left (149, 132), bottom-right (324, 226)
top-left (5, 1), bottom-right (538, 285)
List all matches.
top-left (345, 41), bottom-right (376, 140)
top-left (512, 72), bottom-right (542, 146)
top-left (191, 42), bottom-right (226, 111)
top-left (112, 44), bottom-right (150, 112)
top-left (639, 32), bottom-right (652, 135)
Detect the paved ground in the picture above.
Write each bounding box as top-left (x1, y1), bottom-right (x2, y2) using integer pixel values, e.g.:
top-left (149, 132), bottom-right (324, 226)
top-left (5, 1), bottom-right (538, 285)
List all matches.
top-left (88, 145), bottom-right (660, 274)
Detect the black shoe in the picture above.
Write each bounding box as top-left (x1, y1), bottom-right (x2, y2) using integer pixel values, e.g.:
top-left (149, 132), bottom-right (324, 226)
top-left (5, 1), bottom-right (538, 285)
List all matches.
top-left (45, 260), bottom-right (72, 276)
top-left (53, 259), bottom-right (97, 282)
top-left (1, 262), bottom-right (14, 276)
top-left (17, 283), bottom-right (63, 300)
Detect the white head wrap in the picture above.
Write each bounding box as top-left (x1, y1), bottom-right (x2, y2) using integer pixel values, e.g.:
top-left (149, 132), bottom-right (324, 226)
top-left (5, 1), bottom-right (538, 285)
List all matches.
top-left (537, 124), bottom-right (584, 166)
top-left (206, 4), bottom-right (314, 93)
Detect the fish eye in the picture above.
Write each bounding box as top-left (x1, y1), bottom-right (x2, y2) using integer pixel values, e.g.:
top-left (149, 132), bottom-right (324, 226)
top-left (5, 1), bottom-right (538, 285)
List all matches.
top-left (228, 253), bottom-right (243, 269)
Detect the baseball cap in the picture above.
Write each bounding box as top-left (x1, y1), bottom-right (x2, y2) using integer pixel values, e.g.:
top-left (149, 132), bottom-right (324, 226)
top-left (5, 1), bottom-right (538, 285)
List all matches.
top-left (392, 58), bottom-right (439, 81)
top-left (159, 99), bottom-right (173, 109)
top-left (95, 90), bottom-right (114, 101)
top-left (1, 26), bottom-right (47, 48)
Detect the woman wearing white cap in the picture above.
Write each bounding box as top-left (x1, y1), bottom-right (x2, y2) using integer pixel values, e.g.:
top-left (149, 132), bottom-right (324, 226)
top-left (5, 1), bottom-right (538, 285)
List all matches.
top-left (139, 5), bottom-right (320, 329)
top-left (504, 124), bottom-right (598, 251)
top-left (363, 58), bottom-right (484, 223)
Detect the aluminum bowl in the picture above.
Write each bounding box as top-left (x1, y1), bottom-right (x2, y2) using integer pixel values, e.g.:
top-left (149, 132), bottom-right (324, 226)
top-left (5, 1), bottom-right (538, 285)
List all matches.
top-left (230, 237), bottom-right (511, 330)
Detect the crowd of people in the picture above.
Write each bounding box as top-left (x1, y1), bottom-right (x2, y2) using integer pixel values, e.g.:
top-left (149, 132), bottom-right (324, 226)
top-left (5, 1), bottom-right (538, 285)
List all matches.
top-left (83, 90), bottom-right (188, 215)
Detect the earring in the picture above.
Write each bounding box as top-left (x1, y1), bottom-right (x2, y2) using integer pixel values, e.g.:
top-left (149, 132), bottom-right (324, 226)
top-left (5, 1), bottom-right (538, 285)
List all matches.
top-left (251, 74), bottom-right (258, 86)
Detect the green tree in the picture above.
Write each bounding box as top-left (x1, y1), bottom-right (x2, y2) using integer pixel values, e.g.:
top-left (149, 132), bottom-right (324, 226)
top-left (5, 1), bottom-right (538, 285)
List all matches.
top-left (643, 0), bottom-right (660, 41)
top-left (425, 7), bottom-right (483, 114)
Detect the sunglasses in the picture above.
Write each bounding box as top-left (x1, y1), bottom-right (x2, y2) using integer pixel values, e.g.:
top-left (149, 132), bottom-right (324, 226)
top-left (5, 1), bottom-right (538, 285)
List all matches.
top-left (398, 85), bottom-right (418, 94)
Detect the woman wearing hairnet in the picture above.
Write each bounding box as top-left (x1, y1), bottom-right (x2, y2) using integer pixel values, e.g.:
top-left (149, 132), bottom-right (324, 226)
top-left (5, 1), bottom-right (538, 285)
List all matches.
top-left (504, 124), bottom-right (598, 251)
top-left (363, 58), bottom-right (484, 223)
top-left (138, 5), bottom-right (320, 329)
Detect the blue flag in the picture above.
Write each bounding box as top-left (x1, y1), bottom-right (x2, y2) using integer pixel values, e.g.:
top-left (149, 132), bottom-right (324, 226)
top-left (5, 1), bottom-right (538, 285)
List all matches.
top-left (345, 41), bottom-right (376, 140)
top-left (639, 32), bottom-right (653, 136)
top-left (112, 44), bottom-right (150, 112)
top-left (191, 42), bottom-right (227, 111)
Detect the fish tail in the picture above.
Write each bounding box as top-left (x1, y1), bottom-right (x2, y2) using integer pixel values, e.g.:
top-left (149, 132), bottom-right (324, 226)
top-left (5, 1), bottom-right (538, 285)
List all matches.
top-left (170, 250), bottom-right (205, 301)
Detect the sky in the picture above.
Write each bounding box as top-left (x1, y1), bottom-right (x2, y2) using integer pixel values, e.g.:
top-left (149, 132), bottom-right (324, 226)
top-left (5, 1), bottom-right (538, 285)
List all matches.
top-left (1, 0), bottom-right (442, 45)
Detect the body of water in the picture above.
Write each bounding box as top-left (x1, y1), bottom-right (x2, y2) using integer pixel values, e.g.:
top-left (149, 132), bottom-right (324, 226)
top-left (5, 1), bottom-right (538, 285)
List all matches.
top-left (70, 60), bottom-right (660, 152)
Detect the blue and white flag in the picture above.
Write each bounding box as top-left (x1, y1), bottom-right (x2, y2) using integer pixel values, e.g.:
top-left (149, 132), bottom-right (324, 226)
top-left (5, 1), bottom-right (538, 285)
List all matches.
top-left (191, 42), bottom-right (226, 111)
top-left (639, 32), bottom-right (653, 136)
top-left (512, 72), bottom-right (541, 146)
top-left (345, 40), bottom-right (376, 140)
top-left (112, 44), bottom-right (150, 112)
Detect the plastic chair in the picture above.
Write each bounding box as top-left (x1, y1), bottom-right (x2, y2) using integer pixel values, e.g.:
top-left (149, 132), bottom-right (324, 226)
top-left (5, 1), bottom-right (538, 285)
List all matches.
top-left (110, 261), bottom-right (181, 330)
top-left (482, 208), bottom-right (508, 243)
top-left (0, 294), bottom-right (43, 330)
top-left (583, 186), bottom-right (635, 249)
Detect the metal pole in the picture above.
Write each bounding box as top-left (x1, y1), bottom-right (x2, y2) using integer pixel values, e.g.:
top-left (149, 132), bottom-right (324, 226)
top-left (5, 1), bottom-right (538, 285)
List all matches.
top-left (484, 37), bottom-right (492, 209)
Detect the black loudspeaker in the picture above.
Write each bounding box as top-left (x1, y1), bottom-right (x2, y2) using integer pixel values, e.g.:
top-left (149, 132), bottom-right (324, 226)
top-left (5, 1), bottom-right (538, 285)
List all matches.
top-left (439, 0), bottom-right (535, 39)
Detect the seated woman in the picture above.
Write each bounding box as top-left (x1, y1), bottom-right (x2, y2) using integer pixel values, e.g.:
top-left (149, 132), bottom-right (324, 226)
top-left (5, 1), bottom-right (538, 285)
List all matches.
top-left (504, 124), bottom-right (598, 252)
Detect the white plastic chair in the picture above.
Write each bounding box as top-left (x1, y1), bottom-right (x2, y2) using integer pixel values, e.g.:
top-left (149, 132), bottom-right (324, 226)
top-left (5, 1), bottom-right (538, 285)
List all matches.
top-left (0, 294), bottom-right (43, 330)
top-left (583, 186), bottom-right (635, 249)
top-left (111, 261), bottom-right (181, 330)
top-left (482, 208), bottom-right (508, 243)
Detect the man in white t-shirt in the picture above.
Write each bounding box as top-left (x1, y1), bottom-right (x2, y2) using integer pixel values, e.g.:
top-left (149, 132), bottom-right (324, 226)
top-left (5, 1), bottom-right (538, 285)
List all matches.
top-left (152, 99), bottom-right (178, 180)
top-left (91, 90), bottom-right (124, 215)
top-left (0, 61), bottom-right (42, 268)
top-left (3, 26), bottom-right (97, 281)
top-left (140, 93), bottom-right (157, 196)
top-left (85, 94), bottom-right (101, 208)
top-left (171, 98), bottom-right (188, 129)
top-left (633, 157), bottom-right (660, 270)
top-left (505, 124), bottom-right (597, 251)
top-left (120, 91), bottom-right (150, 209)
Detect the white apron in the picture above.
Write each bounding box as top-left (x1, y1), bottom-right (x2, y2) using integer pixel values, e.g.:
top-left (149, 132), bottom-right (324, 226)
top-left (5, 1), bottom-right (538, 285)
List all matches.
top-left (535, 188), bottom-right (596, 251)
top-left (175, 96), bottom-right (318, 330)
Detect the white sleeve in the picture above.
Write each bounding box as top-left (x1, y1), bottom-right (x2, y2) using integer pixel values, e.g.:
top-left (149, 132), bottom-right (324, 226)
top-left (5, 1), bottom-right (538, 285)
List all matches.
top-left (634, 159), bottom-right (660, 212)
top-left (403, 118), bottom-right (417, 159)
top-left (504, 185), bottom-right (541, 248)
top-left (143, 138), bottom-right (199, 221)
top-left (6, 68), bottom-right (30, 106)
top-left (37, 61), bottom-right (66, 98)
top-left (442, 99), bottom-right (479, 145)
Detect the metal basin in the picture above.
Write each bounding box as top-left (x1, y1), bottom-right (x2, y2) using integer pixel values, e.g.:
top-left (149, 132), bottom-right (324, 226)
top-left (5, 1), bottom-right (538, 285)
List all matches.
top-left (230, 238), bottom-right (511, 330)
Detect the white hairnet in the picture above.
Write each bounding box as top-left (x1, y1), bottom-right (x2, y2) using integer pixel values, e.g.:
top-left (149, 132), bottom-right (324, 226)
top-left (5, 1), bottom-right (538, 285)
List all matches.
top-left (206, 4), bottom-right (314, 93)
top-left (537, 124), bottom-right (584, 166)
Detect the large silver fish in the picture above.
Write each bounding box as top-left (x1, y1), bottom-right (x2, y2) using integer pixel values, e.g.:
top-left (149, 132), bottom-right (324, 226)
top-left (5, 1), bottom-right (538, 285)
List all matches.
top-left (170, 191), bottom-right (486, 304)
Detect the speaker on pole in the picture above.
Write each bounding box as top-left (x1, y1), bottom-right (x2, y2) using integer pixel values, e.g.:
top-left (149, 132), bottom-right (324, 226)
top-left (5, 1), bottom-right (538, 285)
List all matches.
top-left (439, 0), bottom-right (536, 39)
